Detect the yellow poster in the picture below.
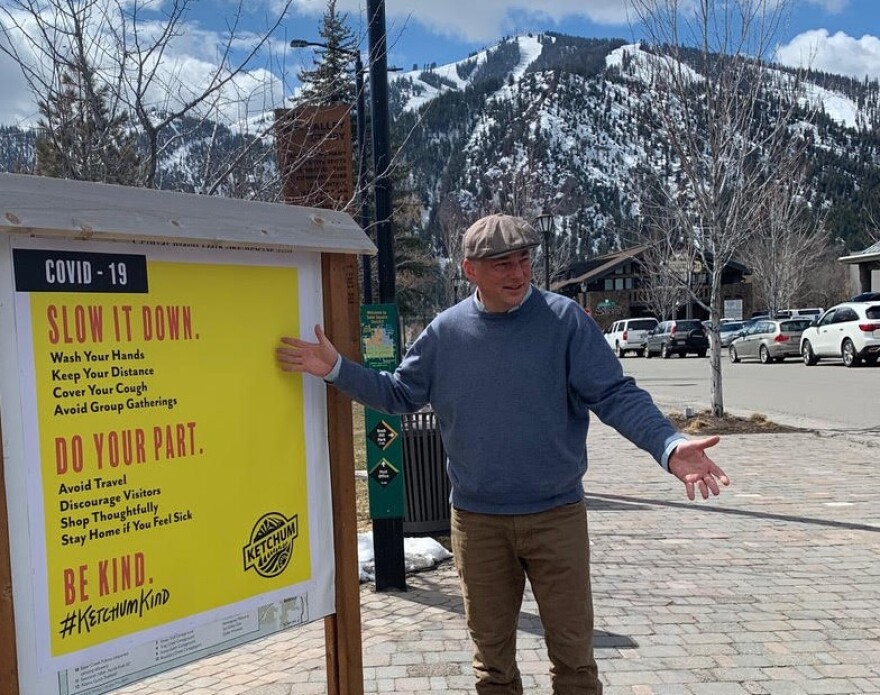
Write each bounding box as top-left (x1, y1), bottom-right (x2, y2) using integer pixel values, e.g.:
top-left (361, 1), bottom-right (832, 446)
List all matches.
top-left (27, 259), bottom-right (310, 657)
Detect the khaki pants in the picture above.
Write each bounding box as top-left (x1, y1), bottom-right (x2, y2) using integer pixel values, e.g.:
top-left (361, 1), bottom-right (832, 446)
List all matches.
top-left (451, 502), bottom-right (603, 695)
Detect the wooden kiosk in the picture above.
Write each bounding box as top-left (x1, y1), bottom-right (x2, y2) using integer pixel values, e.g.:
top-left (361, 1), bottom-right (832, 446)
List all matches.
top-left (0, 173), bottom-right (372, 695)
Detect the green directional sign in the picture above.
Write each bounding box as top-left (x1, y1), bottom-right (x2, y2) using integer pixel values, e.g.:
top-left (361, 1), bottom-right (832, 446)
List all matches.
top-left (360, 304), bottom-right (404, 518)
top-left (368, 418), bottom-right (399, 450)
top-left (369, 456), bottom-right (399, 486)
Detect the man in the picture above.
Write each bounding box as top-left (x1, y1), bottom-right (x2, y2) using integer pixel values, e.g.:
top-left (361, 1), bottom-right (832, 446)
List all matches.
top-left (277, 213), bottom-right (729, 694)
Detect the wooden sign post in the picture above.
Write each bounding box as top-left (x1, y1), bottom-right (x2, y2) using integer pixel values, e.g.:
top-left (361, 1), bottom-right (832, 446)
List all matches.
top-left (1, 432), bottom-right (19, 692)
top-left (0, 173), bottom-right (373, 695)
top-left (321, 252), bottom-right (364, 695)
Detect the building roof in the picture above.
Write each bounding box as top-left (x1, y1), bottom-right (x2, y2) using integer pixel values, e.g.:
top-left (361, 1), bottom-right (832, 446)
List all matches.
top-left (839, 239), bottom-right (880, 264)
top-left (0, 172), bottom-right (375, 255)
top-left (552, 243), bottom-right (750, 291)
top-left (552, 245), bottom-right (649, 291)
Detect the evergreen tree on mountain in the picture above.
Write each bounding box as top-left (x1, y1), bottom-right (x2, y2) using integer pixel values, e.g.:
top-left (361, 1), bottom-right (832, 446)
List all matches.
top-left (297, 0), bottom-right (357, 105)
top-left (35, 69), bottom-right (140, 184)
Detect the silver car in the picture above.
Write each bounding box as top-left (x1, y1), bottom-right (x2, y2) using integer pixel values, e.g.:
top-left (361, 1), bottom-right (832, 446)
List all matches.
top-left (729, 318), bottom-right (812, 364)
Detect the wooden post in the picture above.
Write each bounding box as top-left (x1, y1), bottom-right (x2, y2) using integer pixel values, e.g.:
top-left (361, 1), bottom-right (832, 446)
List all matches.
top-left (0, 418), bottom-right (21, 694)
top-left (321, 253), bottom-right (364, 695)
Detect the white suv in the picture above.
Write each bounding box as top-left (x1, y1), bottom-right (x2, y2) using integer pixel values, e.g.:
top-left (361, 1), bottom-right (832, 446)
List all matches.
top-left (800, 302), bottom-right (880, 367)
top-left (605, 318), bottom-right (658, 358)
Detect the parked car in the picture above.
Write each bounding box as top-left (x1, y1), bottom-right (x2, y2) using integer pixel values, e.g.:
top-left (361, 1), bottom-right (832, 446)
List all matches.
top-left (703, 320), bottom-right (746, 348)
top-left (728, 318), bottom-right (812, 364)
top-left (800, 302), bottom-right (880, 367)
top-left (604, 317), bottom-right (658, 357)
top-left (741, 315), bottom-right (768, 331)
top-left (852, 291), bottom-right (880, 302)
top-left (779, 307), bottom-right (824, 319)
top-left (644, 319), bottom-right (708, 358)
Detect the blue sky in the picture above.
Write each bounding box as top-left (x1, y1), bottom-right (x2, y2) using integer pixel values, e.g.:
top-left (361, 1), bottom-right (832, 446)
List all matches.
top-left (2, 0), bottom-right (880, 126)
top-left (283, 0), bottom-right (880, 79)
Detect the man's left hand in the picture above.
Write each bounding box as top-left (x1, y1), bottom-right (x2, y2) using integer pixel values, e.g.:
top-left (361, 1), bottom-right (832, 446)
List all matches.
top-left (668, 436), bottom-right (730, 501)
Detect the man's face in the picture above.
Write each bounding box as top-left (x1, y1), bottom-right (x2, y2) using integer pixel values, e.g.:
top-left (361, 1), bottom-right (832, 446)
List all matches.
top-left (462, 249), bottom-right (533, 313)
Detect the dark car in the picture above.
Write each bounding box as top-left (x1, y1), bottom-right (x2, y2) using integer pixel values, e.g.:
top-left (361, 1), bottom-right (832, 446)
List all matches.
top-left (852, 291), bottom-right (880, 302)
top-left (644, 319), bottom-right (709, 358)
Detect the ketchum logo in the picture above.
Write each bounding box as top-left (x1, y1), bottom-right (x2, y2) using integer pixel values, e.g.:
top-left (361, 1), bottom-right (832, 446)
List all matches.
top-left (243, 512), bottom-right (299, 578)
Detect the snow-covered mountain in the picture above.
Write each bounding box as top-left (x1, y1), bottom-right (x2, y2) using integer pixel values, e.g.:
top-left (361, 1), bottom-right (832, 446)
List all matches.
top-left (2, 31), bottom-right (879, 258)
top-left (390, 33), bottom-right (880, 259)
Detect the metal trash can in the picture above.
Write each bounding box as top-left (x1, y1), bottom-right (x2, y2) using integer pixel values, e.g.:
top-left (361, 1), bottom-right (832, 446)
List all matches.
top-left (400, 409), bottom-right (451, 535)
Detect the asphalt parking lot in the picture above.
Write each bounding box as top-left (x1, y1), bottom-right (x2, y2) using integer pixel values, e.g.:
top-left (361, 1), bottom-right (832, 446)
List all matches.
top-left (620, 350), bottom-right (880, 432)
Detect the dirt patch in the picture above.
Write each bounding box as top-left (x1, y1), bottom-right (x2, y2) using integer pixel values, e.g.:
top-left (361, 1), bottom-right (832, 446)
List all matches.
top-left (355, 477), bottom-right (372, 532)
top-left (666, 409), bottom-right (808, 435)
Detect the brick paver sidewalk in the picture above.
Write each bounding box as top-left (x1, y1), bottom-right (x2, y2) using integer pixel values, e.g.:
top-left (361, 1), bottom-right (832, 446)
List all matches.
top-left (114, 422), bottom-right (880, 694)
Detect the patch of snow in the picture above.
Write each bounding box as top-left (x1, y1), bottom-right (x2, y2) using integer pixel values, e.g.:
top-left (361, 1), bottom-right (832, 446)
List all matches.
top-left (606, 44), bottom-right (703, 86)
top-left (799, 81), bottom-right (860, 129)
top-left (512, 35), bottom-right (544, 84)
top-left (357, 532), bottom-right (452, 583)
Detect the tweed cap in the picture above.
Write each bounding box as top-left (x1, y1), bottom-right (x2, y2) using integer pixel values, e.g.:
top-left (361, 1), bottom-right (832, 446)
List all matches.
top-left (462, 214), bottom-right (541, 260)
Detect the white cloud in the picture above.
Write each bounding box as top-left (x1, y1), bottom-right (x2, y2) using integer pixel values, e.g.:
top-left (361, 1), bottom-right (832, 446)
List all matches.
top-left (803, 0), bottom-right (849, 13)
top-left (292, 0), bottom-right (632, 43)
top-left (776, 29), bottom-right (880, 80)
top-left (0, 5), bottom-right (288, 127)
top-left (0, 50), bottom-right (38, 125)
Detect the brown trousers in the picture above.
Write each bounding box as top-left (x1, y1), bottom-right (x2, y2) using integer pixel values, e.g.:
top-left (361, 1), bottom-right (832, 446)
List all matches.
top-left (451, 501), bottom-right (603, 695)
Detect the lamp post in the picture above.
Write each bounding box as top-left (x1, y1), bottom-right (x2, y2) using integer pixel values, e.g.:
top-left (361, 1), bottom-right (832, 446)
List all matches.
top-left (535, 211), bottom-right (554, 291)
top-left (365, 0), bottom-right (407, 593)
top-left (367, 0), bottom-right (395, 306)
top-left (290, 39), bottom-right (373, 303)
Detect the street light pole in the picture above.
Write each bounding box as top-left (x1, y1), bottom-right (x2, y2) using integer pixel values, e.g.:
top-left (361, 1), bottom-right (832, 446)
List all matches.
top-left (367, 0), bottom-right (395, 304)
top-left (536, 211), bottom-right (555, 291)
top-left (353, 53), bottom-right (372, 304)
top-left (366, 0), bottom-right (406, 593)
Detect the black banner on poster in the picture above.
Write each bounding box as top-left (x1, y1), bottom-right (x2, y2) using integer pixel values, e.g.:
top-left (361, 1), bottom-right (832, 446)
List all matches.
top-left (13, 249), bottom-right (149, 293)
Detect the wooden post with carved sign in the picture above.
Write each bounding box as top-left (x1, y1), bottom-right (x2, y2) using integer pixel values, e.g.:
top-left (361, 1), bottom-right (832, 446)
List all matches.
top-left (275, 105), bottom-right (355, 211)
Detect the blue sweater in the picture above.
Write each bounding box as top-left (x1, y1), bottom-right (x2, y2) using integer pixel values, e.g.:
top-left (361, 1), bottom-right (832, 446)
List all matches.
top-left (335, 289), bottom-right (680, 514)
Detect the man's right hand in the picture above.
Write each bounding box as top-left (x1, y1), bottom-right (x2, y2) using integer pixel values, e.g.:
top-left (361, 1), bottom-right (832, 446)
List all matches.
top-left (276, 325), bottom-right (339, 378)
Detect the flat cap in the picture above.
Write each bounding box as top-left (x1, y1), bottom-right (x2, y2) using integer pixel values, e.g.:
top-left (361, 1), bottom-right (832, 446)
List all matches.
top-left (462, 214), bottom-right (541, 260)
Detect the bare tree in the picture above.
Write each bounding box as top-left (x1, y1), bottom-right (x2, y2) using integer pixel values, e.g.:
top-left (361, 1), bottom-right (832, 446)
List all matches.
top-left (800, 241), bottom-right (851, 309)
top-left (543, 215), bottom-right (577, 291)
top-left (437, 193), bottom-right (471, 307)
top-left (742, 165), bottom-right (828, 315)
top-left (635, 242), bottom-right (693, 322)
top-left (0, 0), bottom-right (293, 189)
top-left (631, 0), bottom-right (814, 415)
top-left (632, 178), bottom-right (705, 320)
top-left (863, 209), bottom-right (880, 245)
